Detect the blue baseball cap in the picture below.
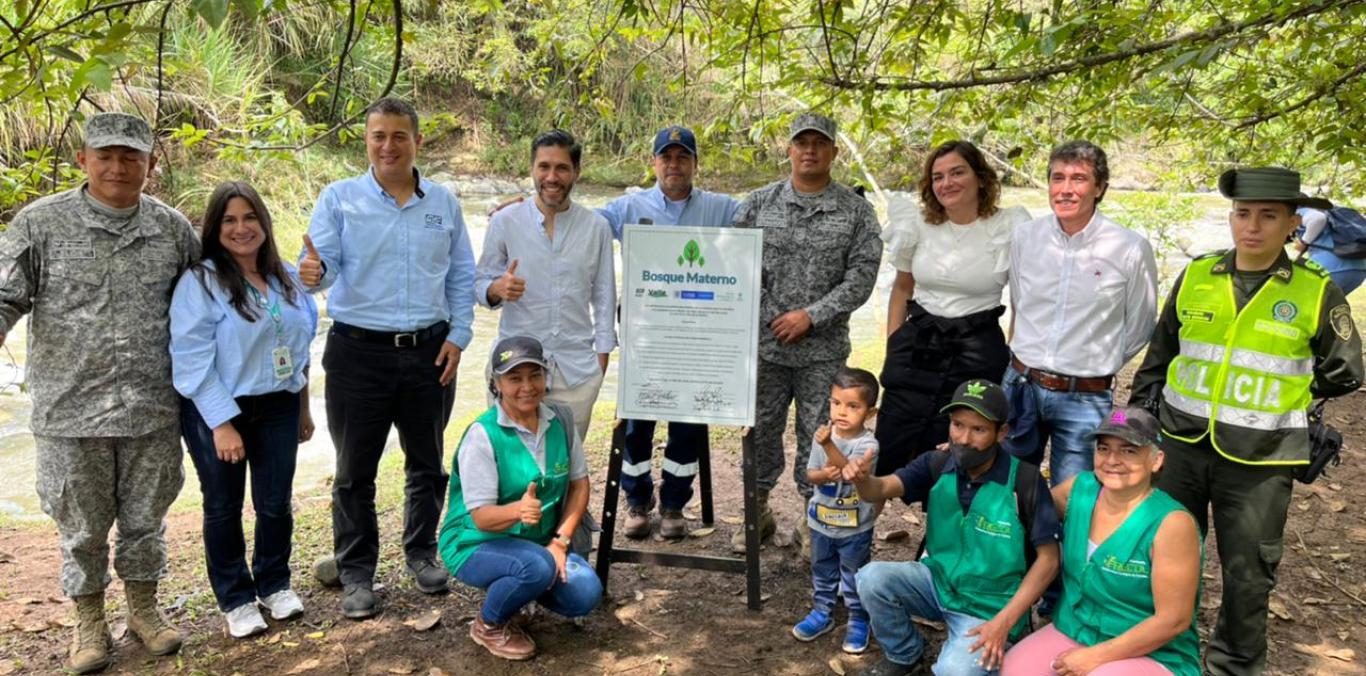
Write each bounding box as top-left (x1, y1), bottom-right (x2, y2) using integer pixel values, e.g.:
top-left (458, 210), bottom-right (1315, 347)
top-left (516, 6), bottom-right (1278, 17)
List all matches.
top-left (653, 126), bottom-right (697, 157)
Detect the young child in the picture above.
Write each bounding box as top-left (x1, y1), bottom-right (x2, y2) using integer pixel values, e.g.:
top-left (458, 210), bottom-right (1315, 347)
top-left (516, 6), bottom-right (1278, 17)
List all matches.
top-left (792, 366), bottom-right (880, 653)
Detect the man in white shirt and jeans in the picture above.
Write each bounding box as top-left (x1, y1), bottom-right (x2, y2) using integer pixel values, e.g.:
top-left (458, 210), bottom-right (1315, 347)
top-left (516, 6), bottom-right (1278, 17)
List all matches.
top-left (477, 129), bottom-right (617, 442)
top-left (1004, 140), bottom-right (1158, 485)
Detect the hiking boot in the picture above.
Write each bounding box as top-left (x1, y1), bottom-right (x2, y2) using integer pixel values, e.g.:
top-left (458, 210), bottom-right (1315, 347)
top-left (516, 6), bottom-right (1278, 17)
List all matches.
top-left (224, 603), bottom-right (268, 639)
top-left (69, 593), bottom-right (112, 674)
top-left (124, 581), bottom-right (182, 656)
top-left (658, 507), bottom-right (688, 539)
top-left (312, 555), bottom-right (341, 588)
top-left (258, 589), bottom-right (305, 621)
top-left (623, 502), bottom-right (653, 540)
top-left (406, 558), bottom-right (449, 595)
top-left (791, 609), bottom-right (835, 641)
top-left (341, 583), bottom-right (379, 620)
top-left (730, 489), bottom-right (777, 553)
top-left (843, 617), bottom-right (871, 654)
top-left (469, 615), bottom-right (537, 660)
top-left (857, 656), bottom-right (915, 676)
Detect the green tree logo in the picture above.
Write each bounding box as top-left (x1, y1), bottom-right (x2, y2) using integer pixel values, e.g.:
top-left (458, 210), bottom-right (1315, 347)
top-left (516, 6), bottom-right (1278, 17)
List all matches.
top-left (677, 239), bottom-right (705, 267)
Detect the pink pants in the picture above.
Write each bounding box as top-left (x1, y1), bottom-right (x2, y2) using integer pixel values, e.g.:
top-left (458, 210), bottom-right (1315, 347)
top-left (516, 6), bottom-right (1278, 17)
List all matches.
top-left (1002, 624), bottom-right (1173, 675)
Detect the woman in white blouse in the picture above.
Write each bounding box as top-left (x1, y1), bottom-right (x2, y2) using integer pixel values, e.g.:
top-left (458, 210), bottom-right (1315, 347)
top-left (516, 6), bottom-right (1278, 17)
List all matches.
top-left (875, 140), bottom-right (1030, 473)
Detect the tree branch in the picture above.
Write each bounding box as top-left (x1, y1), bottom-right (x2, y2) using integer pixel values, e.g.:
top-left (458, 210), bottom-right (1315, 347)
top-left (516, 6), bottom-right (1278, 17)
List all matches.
top-left (820, 0), bottom-right (1360, 92)
top-left (1234, 60), bottom-right (1366, 129)
top-left (329, 0), bottom-right (359, 120)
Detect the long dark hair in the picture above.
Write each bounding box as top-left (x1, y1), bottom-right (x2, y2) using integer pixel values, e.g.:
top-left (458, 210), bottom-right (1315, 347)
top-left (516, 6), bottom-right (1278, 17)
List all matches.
top-left (917, 140), bottom-right (1001, 225)
top-left (195, 181), bottom-right (299, 321)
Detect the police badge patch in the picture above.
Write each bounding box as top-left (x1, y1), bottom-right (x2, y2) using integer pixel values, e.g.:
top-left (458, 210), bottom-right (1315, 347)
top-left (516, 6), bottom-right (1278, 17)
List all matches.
top-left (1329, 304), bottom-right (1355, 341)
top-left (1272, 300), bottom-right (1298, 323)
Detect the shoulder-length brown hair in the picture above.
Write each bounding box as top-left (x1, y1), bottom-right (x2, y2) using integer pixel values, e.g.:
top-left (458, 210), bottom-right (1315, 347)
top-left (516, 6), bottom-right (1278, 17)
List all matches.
top-left (917, 140), bottom-right (1002, 225)
top-left (194, 181), bottom-right (300, 321)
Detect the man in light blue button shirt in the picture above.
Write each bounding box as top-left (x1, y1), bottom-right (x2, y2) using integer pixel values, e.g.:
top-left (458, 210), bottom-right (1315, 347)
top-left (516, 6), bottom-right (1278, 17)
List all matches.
top-left (477, 130), bottom-right (616, 444)
top-left (599, 126), bottom-right (741, 540)
top-left (299, 98), bottom-right (476, 618)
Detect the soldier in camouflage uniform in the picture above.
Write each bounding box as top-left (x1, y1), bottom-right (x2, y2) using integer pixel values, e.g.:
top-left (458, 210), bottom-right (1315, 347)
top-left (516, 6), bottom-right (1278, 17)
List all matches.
top-left (0, 113), bottom-right (199, 673)
top-left (731, 114), bottom-right (883, 553)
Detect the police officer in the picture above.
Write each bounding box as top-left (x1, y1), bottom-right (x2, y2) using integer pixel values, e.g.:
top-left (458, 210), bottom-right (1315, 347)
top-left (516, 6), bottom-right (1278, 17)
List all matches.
top-left (1130, 167), bottom-right (1364, 675)
top-left (0, 113), bottom-right (200, 673)
top-left (299, 98), bottom-right (477, 619)
top-left (731, 113), bottom-right (882, 553)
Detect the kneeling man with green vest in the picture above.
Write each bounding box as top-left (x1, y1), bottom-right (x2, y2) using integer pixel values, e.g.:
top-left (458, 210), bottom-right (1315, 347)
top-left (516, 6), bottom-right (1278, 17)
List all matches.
top-left (845, 380), bottom-right (1061, 676)
top-left (438, 336), bottom-right (602, 661)
top-left (1130, 167), bottom-right (1364, 675)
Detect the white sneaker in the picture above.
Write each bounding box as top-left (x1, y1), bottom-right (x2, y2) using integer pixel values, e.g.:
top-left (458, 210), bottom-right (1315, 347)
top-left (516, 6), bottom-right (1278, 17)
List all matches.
top-left (258, 589), bottom-right (305, 621)
top-left (224, 603), bottom-right (269, 639)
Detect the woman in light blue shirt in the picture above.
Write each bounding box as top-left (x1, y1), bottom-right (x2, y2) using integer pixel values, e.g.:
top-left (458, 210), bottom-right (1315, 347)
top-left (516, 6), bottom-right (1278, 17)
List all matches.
top-left (170, 182), bottom-right (318, 639)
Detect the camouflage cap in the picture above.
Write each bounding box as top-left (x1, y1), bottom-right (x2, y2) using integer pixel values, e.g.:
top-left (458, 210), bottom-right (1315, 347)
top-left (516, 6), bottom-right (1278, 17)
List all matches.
top-left (789, 113), bottom-right (836, 142)
top-left (84, 112), bottom-right (153, 153)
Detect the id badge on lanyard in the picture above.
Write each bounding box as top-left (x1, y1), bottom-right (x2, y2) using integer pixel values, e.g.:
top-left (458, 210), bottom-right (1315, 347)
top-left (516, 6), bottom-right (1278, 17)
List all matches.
top-left (250, 284), bottom-right (293, 381)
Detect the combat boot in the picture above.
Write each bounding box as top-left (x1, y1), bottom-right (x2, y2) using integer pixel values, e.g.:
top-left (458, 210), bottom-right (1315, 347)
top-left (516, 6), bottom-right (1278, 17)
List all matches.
top-left (124, 581), bottom-right (182, 656)
top-left (69, 593), bottom-right (112, 674)
top-left (730, 489), bottom-right (777, 552)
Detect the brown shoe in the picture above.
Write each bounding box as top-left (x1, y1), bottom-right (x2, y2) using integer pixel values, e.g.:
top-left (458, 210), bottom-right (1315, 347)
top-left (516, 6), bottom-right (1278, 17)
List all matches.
top-left (470, 615), bottom-right (537, 660)
top-left (623, 503), bottom-right (653, 539)
top-left (124, 581), bottom-right (182, 656)
top-left (69, 593), bottom-right (112, 674)
top-left (659, 508), bottom-right (688, 539)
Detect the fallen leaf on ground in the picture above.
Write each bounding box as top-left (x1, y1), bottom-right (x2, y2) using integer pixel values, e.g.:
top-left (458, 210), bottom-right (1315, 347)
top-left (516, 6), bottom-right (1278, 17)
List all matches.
top-left (403, 610), bottom-right (441, 632)
top-left (1296, 501), bottom-right (1311, 512)
top-left (634, 591), bottom-right (645, 601)
top-left (12, 598), bottom-right (40, 605)
top-left (1326, 648), bottom-right (1355, 662)
top-left (721, 516), bottom-right (743, 525)
top-left (305, 631), bottom-right (325, 639)
top-left (287, 658), bottom-right (321, 674)
top-left (901, 512), bottom-right (921, 526)
top-left (881, 530), bottom-right (910, 542)
top-left (1331, 553), bottom-right (1352, 562)
top-left (828, 657), bottom-right (846, 675)
top-left (54, 616), bottom-right (76, 628)
top-left (282, 641), bottom-right (300, 648)
top-left (1303, 597), bottom-right (1331, 605)
top-left (387, 665), bottom-right (416, 675)
top-left (1328, 500), bottom-right (1348, 513)
top-left (268, 633), bottom-right (282, 644)
top-left (18, 620), bottom-right (47, 633)
top-left (689, 527), bottom-right (716, 538)
top-left (1268, 597), bottom-right (1294, 621)
top-left (110, 622), bottom-right (127, 640)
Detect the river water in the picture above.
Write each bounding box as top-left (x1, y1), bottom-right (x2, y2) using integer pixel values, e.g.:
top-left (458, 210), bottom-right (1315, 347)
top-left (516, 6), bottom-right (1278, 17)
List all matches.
top-left (0, 184), bottom-right (1236, 519)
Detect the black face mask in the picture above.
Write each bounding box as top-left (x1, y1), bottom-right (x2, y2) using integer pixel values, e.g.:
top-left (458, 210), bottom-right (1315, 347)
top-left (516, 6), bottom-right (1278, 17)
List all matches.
top-left (950, 442), bottom-right (997, 472)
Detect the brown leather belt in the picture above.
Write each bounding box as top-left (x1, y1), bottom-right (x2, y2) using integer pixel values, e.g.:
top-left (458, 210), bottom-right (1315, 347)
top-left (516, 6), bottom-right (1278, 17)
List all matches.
top-left (1010, 355), bottom-right (1113, 393)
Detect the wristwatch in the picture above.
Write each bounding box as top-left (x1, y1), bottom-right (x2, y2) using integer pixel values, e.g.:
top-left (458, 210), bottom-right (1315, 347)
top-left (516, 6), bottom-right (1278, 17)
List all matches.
top-left (553, 533), bottom-right (572, 548)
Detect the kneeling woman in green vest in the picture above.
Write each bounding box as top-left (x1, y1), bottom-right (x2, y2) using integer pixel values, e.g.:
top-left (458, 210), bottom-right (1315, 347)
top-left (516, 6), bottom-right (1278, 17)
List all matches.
top-left (1002, 407), bottom-right (1201, 676)
top-left (438, 336), bottom-right (602, 661)
top-left (846, 379), bottom-right (1060, 676)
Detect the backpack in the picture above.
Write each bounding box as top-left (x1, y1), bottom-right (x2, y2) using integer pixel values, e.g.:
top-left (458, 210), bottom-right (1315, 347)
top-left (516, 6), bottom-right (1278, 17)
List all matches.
top-left (1324, 207), bottom-right (1366, 259)
top-left (914, 452), bottom-right (1042, 566)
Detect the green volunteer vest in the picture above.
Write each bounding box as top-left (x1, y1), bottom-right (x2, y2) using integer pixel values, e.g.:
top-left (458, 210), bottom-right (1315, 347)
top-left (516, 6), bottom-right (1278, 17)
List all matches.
top-left (437, 406), bottom-right (570, 576)
top-left (1161, 253), bottom-right (1328, 464)
top-left (923, 455), bottom-right (1030, 641)
top-left (1055, 473), bottom-right (1200, 676)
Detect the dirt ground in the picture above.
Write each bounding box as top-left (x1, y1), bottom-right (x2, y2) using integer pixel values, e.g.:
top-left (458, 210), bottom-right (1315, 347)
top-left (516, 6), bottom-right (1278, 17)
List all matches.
top-left (2, 391), bottom-right (1365, 675)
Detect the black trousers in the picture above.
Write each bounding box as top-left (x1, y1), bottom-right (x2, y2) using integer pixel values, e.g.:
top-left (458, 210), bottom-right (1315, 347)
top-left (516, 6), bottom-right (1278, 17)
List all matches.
top-left (323, 329), bottom-right (455, 586)
top-left (875, 302), bottom-right (1009, 475)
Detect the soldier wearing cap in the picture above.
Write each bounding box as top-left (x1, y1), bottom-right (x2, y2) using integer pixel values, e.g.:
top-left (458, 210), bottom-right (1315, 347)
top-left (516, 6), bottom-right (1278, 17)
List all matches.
top-left (845, 379), bottom-right (1060, 676)
top-left (730, 113), bottom-right (883, 553)
top-left (1130, 167), bottom-right (1363, 674)
top-left (598, 126), bottom-right (740, 540)
top-left (0, 112), bottom-right (199, 672)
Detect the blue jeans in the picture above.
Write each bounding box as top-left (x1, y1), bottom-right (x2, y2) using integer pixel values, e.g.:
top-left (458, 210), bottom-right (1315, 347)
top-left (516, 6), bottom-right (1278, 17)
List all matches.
top-left (811, 528), bottom-right (873, 620)
top-left (455, 538), bottom-right (602, 624)
top-left (857, 561), bottom-right (1000, 675)
top-left (1000, 363), bottom-right (1110, 485)
top-left (622, 419), bottom-right (706, 510)
top-left (181, 392), bottom-right (300, 612)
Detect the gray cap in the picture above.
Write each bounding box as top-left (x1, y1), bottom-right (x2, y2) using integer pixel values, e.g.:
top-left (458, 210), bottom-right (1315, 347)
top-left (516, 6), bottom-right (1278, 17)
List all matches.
top-left (84, 113), bottom-right (153, 153)
top-left (789, 113), bottom-right (836, 142)
top-left (1088, 407), bottom-right (1162, 448)
top-left (491, 335), bottom-right (549, 375)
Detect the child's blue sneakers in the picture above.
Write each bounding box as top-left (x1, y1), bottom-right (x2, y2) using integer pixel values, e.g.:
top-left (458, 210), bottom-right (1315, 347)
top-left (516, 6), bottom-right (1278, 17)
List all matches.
top-left (842, 617), bottom-right (871, 653)
top-left (791, 609), bottom-right (835, 641)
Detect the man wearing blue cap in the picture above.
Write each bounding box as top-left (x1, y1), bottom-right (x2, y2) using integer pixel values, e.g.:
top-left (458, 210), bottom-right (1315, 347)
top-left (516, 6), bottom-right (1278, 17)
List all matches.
top-left (599, 126), bottom-right (740, 539)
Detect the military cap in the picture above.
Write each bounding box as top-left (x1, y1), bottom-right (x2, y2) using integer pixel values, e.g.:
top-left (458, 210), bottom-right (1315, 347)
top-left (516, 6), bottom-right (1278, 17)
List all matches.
top-left (84, 112), bottom-right (154, 153)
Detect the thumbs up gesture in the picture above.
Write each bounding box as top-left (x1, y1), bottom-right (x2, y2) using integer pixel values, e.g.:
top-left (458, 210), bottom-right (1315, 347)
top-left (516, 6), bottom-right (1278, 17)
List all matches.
top-left (518, 481), bottom-right (542, 526)
top-left (488, 259), bottom-right (525, 305)
top-left (842, 452), bottom-right (876, 484)
top-left (299, 235), bottom-right (323, 287)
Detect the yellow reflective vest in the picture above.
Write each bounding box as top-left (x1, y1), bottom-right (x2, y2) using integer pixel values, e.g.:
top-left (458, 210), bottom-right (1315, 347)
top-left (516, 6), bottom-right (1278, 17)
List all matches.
top-left (1160, 254), bottom-right (1329, 465)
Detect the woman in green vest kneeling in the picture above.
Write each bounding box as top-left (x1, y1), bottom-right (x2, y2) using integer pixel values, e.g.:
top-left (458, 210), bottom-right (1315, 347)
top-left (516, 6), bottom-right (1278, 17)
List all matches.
top-left (438, 336), bottom-right (602, 661)
top-left (1003, 407), bottom-right (1201, 675)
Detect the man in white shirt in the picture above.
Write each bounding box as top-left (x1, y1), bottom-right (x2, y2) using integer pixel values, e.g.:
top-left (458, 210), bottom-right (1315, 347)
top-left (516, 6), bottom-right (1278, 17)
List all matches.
top-left (476, 130), bottom-right (617, 442)
top-left (1004, 140), bottom-right (1158, 484)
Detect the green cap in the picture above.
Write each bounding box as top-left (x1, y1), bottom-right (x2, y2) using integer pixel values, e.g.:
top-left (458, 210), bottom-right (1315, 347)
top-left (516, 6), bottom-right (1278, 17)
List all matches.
top-left (1217, 167), bottom-right (1332, 210)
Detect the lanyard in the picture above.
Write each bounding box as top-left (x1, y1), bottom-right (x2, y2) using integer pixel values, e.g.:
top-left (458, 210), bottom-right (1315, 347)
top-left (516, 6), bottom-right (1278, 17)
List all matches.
top-left (246, 282), bottom-right (285, 345)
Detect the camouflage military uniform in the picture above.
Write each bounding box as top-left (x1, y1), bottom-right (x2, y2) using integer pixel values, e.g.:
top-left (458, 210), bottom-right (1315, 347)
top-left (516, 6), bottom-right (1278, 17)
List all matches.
top-left (0, 186), bottom-right (199, 596)
top-left (734, 179), bottom-right (882, 497)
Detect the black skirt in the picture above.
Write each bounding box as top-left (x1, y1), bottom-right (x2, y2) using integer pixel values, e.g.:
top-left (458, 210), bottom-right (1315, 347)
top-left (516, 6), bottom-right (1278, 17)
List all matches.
top-left (874, 300), bottom-right (1010, 474)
